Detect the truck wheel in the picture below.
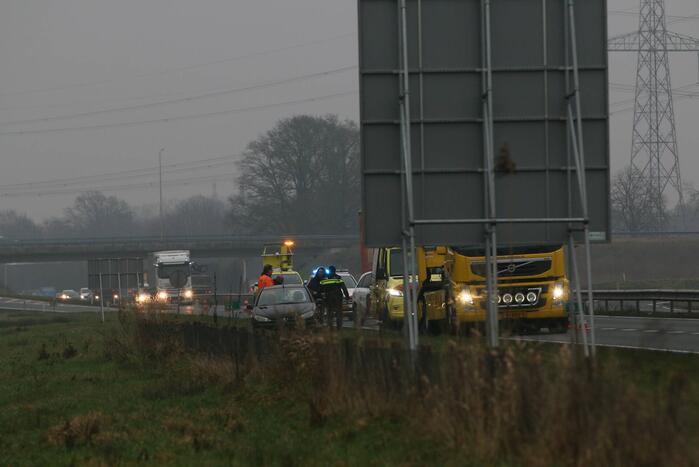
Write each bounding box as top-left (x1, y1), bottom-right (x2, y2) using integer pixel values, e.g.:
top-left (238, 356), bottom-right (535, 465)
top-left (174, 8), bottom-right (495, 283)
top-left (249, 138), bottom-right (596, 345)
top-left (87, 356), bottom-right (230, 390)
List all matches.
top-left (418, 300), bottom-right (428, 334)
top-left (379, 306), bottom-right (390, 332)
top-left (445, 305), bottom-right (457, 335)
top-left (551, 318), bottom-right (568, 334)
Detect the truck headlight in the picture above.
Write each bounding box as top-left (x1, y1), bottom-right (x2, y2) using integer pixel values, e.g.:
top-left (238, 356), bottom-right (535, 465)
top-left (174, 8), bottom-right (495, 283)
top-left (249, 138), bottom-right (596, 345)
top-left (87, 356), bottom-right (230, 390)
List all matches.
top-left (387, 288), bottom-right (403, 297)
top-left (137, 293), bottom-right (149, 303)
top-left (157, 291), bottom-right (168, 301)
top-left (457, 290), bottom-right (474, 305)
top-left (183, 289), bottom-right (193, 299)
top-left (552, 282), bottom-right (566, 301)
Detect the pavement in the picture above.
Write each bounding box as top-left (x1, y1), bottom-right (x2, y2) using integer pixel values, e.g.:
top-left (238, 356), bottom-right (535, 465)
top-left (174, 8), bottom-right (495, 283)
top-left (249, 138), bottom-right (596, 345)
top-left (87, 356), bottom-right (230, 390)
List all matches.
top-left (0, 296), bottom-right (110, 313)
top-left (3, 296), bottom-right (698, 353)
top-left (513, 315), bottom-right (699, 354)
top-left (344, 315), bottom-right (699, 354)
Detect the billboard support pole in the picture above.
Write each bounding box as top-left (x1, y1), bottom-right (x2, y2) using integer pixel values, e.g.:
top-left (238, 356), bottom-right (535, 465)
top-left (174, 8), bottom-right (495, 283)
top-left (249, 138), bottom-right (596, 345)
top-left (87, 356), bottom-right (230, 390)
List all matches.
top-left (481, 0), bottom-right (499, 348)
top-left (398, 0), bottom-right (419, 351)
top-left (566, 0), bottom-right (595, 357)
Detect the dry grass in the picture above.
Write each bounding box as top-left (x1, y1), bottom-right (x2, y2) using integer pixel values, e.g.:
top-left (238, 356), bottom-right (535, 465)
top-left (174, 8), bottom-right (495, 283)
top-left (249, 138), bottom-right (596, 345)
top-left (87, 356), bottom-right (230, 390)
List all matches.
top-left (111, 310), bottom-right (699, 466)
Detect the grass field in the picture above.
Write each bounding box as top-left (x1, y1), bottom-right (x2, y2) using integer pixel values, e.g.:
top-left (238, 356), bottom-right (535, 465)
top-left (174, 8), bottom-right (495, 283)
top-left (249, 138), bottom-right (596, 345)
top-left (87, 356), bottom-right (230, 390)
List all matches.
top-left (1, 309), bottom-right (698, 466)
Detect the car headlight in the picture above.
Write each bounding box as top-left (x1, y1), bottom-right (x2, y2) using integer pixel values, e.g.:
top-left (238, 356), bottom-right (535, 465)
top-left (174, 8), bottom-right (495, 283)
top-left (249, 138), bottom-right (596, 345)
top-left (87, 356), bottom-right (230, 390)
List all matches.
top-left (301, 309), bottom-right (315, 319)
top-left (61, 294), bottom-right (68, 300)
top-left (157, 291), bottom-right (168, 301)
top-left (183, 290), bottom-right (193, 299)
top-left (552, 282), bottom-right (566, 301)
top-left (253, 314), bottom-right (271, 322)
top-left (113, 294), bottom-right (119, 300)
top-left (387, 288), bottom-right (403, 297)
top-left (94, 295), bottom-right (100, 300)
top-left (457, 289), bottom-right (474, 305)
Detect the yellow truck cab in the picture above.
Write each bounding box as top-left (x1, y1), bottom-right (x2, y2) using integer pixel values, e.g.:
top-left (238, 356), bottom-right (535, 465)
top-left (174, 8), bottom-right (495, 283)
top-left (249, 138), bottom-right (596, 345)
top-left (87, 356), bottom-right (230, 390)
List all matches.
top-left (369, 247), bottom-right (407, 329)
top-left (443, 244), bottom-right (569, 332)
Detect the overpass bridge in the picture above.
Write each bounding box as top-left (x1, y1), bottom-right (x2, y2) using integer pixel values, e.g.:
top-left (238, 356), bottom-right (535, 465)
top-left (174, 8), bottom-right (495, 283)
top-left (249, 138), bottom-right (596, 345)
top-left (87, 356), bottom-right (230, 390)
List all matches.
top-left (0, 235), bottom-right (359, 262)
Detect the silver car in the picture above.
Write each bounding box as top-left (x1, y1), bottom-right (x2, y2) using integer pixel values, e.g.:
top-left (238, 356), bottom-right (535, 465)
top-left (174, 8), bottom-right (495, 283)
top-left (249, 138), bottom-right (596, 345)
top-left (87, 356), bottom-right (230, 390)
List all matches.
top-left (250, 285), bottom-right (316, 327)
top-left (351, 272), bottom-right (374, 323)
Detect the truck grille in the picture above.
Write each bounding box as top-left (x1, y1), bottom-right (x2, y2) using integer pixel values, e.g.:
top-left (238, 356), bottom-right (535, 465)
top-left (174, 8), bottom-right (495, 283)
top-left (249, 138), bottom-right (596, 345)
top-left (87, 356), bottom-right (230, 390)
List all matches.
top-left (471, 258), bottom-right (552, 278)
top-left (477, 286), bottom-right (547, 310)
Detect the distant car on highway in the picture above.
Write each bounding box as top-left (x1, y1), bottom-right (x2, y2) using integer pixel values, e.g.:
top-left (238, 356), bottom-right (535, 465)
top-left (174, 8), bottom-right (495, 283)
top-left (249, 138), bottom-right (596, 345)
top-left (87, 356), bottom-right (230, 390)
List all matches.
top-left (57, 289), bottom-right (79, 301)
top-left (79, 288), bottom-right (92, 300)
top-left (249, 285), bottom-right (316, 328)
top-left (351, 272), bottom-right (374, 323)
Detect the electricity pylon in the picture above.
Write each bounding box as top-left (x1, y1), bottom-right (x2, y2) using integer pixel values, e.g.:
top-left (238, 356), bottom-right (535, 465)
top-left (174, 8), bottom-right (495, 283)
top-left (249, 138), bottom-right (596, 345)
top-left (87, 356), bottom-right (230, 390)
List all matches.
top-left (609, 0), bottom-right (699, 229)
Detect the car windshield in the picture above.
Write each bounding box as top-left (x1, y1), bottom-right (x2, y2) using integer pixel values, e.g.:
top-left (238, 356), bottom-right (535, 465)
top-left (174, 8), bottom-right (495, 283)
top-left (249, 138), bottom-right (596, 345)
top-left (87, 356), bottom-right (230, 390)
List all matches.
top-left (157, 264), bottom-right (189, 279)
top-left (257, 287), bottom-right (310, 306)
top-left (280, 273), bottom-right (303, 285)
top-left (340, 275), bottom-right (357, 288)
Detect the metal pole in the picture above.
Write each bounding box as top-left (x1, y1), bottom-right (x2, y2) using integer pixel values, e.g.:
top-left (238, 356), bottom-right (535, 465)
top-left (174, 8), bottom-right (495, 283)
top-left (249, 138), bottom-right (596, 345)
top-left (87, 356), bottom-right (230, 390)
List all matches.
top-left (159, 148), bottom-right (165, 240)
top-left (568, 0), bottom-right (596, 356)
top-left (398, 0), bottom-right (419, 351)
top-left (482, 0), bottom-right (499, 348)
top-left (98, 273), bottom-right (105, 323)
top-left (568, 235), bottom-right (589, 357)
top-left (117, 269), bottom-right (122, 310)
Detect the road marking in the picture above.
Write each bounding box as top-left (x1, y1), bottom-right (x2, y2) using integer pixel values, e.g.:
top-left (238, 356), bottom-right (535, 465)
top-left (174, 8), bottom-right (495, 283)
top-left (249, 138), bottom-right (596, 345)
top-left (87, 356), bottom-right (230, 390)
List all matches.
top-left (596, 315), bottom-right (699, 322)
top-left (601, 327), bottom-right (617, 331)
top-left (643, 330), bottom-right (659, 333)
top-left (507, 337), bottom-right (699, 355)
top-left (692, 332), bottom-right (699, 336)
top-left (668, 330), bottom-right (685, 334)
top-left (620, 328), bottom-right (637, 332)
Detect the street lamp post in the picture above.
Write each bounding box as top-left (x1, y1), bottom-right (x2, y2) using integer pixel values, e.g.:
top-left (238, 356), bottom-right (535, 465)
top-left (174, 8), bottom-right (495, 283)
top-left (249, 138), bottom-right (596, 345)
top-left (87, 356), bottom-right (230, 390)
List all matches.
top-left (159, 148), bottom-right (165, 240)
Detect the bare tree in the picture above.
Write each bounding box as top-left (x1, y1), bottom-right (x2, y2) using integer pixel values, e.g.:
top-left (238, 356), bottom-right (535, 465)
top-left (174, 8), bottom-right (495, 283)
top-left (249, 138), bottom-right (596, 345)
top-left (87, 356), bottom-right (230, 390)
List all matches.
top-left (0, 210), bottom-right (42, 238)
top-left (611, 166), bottom-right (667, 232)
top-left (229, 115), bottom-right (359, 234)
top-left (64, 191), bottom-right (134, 237)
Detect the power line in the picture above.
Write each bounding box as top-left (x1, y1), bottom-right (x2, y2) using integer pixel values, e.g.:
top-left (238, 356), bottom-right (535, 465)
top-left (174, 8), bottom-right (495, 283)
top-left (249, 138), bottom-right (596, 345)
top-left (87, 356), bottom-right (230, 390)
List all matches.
top-left (0, 154), bottom-right (242, 191)
top-left (0, 32), bottom-right (355, 98)
top-left (0, 172), bottom-right (239, 198)
top-left (0, 65), bottom-right (357, 127)
top-left (0, 90), bottom-right (358, 136)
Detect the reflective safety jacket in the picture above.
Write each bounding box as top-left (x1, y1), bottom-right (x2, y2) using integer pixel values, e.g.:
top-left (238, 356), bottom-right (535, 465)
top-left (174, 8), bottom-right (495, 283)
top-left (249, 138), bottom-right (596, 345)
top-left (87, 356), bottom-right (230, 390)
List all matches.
top-left (320, 275), bottom-right (349, 300)
top-left (258, 274), bottom-right (274, 290)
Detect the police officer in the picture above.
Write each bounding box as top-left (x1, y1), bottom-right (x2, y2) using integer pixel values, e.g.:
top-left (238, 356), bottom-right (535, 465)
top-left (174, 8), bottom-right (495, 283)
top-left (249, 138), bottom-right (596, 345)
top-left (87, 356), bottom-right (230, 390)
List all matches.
top-left (307, 267), bottom-right (326, 301)
top-left (320, 265), bottom-right (349, 329)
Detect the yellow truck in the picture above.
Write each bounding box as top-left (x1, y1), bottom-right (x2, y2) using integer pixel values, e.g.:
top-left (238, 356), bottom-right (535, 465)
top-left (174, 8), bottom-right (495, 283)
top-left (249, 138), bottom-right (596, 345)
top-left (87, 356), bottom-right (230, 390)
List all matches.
top-left (259, 241), bottom-right (304, 286)
top-left (368, 245), bottom-right (569, 334)
top-left (421, 245), bottom-right (569, 334)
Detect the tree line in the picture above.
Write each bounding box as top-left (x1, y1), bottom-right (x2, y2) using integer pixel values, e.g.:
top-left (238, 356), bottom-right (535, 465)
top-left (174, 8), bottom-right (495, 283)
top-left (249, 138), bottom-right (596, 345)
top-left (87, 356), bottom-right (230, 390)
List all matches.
top-left (0, 115), bottom-right (361, 239)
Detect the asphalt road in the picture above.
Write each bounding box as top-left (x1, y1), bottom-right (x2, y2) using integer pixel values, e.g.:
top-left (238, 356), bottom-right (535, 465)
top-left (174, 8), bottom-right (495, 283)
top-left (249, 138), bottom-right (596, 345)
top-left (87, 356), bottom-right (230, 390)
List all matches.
top-left (3, 296), bottom-right (697, 354)
top-left (0, 296), bottom-right (110, 313)
top-left (344, 315), bottom-right (699, 354)
top-left (513, 315), bottom-right (699, 354)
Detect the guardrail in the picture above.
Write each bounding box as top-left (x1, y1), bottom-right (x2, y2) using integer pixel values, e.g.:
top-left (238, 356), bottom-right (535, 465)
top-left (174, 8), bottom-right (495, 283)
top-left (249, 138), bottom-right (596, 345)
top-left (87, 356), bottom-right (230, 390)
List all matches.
top-left (583, 289), bottom-right (699, 313)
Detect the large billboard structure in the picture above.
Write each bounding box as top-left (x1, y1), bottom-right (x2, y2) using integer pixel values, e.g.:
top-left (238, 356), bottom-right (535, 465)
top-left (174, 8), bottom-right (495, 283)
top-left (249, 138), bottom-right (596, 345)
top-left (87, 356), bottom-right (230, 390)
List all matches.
top-left (359, 0), bottom-right (608, 353)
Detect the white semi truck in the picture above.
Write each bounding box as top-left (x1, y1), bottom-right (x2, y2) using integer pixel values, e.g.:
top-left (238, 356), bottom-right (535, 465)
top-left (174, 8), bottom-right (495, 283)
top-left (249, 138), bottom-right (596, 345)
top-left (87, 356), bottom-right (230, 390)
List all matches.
top-left (147, 250), bottom-right (194, 303)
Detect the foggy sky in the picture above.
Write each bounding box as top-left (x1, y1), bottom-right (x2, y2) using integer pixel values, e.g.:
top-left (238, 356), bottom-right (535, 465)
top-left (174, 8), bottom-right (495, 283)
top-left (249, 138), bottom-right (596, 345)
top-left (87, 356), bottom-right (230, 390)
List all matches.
top-left (0, 0), bottom-right (697, 219)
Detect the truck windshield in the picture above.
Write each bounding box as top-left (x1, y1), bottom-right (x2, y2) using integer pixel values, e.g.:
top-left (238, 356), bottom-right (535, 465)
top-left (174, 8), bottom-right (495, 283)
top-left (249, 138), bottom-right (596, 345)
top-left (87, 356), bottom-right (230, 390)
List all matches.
top-left (157, 264), bottom-right (189, 279)
top-left (389, 250), bottom-right (404, 277)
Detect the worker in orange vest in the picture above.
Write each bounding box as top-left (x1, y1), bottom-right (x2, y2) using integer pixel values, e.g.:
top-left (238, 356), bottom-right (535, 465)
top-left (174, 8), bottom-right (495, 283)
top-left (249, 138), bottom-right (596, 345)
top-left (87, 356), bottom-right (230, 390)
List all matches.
top-left (257, 264), bottom-right (275, 290)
